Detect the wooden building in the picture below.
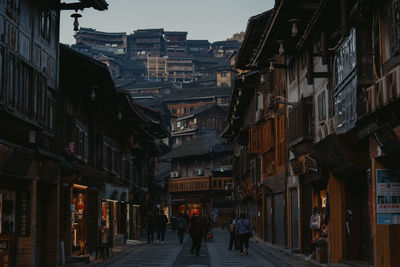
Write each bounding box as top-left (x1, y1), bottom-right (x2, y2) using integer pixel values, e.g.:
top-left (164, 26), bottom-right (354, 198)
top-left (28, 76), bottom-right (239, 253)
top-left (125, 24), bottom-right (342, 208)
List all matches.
top-left (0, 0), bottom-right (108, 266)
top-left (224, 1), bottom-right (400, 266)
top-left (58, 44), bottom-right (168, 260)
top-left (165, 31), bottom-right (188, 57)
top-left (165, 134), bottom-right (233, 224)
top-left (171, 103), bottom-right (227, 148)
top-left (74, 27), bottom-right (127, 54)
top-left (127, 29), bottom-right (165, 61)
top-left (187, 40), bottom-right (210, 56)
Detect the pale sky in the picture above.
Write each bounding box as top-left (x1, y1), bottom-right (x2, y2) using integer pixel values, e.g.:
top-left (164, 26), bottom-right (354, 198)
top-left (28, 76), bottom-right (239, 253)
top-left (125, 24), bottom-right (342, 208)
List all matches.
top-left (60, 0), bottom-right (274, 45)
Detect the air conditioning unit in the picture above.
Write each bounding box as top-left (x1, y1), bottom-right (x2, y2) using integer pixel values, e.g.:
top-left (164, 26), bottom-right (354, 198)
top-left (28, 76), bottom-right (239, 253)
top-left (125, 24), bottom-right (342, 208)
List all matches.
top-left (195, 169), bottom-right (203, 176)
top-left (365, 84), bottom-right (376, 114)
top-left (265, 94), bottom-right (275, 110)
top-left (170, 171), bottom-right (181, 178)
top-left (257, 92), bottom-right (264, 111)
top-left (255, 110), bottom-right (261, 121)
top-left (317, 123), bottom-right (328, 140)
top-left (375, 77), bottom-right (388, 108)
top-left (385, 65), bottom-right (400, 100)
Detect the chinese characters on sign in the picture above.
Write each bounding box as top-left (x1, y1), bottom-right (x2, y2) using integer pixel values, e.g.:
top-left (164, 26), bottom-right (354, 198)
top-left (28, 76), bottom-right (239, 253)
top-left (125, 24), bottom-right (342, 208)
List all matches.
top-left (376, 169), bottom-right (400, 225)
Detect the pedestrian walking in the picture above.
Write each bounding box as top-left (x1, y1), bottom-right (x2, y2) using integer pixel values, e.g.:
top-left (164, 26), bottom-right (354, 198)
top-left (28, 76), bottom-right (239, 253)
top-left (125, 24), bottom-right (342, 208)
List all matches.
top-left (146, 214), bottom-right (155, 244)
top-left (170, 215), bottom-right (177, 232)
top-left (176, 213), bottom-right (186, 244)
top-left (235, 213), bottom-right (251, 256)
top-left (189, 215), bottom-right (203, 256)
top-left (227, 214), bottom-right (237, 250)
top-left (156, 210), bottom-right (169, 243)
top-left (201, 215), bottom-right (210, 242)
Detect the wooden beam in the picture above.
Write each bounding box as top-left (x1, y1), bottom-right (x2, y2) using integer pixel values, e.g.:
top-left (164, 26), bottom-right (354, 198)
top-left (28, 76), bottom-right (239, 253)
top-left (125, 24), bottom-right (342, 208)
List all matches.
top-left (321, 29), bottom-right (328, 65)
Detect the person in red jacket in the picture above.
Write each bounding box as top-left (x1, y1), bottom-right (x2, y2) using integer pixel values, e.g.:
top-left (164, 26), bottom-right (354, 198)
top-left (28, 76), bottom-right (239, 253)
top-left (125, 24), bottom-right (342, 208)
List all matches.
top-left (189, 215), bottom-right (203, 256)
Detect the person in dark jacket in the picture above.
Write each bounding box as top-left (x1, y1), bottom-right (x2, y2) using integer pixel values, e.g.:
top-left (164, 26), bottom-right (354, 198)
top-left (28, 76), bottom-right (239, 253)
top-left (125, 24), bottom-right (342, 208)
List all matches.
top-left (189, 215), bottom-right (203, 256)
top-left (235, 213), bottom-right (251, 255)
top-left (176, 213), bottom-right (186, 244)
top-left (227, 214), bottom-right (237, 250)
top-left (156, 210), bottom-right (169, 243)
top-left (146, 214), bottom-right (154, 244)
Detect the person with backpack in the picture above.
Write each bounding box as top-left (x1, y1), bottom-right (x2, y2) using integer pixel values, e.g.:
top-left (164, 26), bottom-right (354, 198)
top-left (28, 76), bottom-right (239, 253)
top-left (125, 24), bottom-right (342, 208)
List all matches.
top-left (227, 214), bottom-right (237, 250)
top-left (235, 213), bottom-right (251, 256)
top-left (176, 213), bottom-right (186, 244)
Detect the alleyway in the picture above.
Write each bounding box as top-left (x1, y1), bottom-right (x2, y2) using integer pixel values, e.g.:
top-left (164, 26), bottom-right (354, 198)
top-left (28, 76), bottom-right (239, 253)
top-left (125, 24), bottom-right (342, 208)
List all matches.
top-left (88, 229), bottom-right (318, 267)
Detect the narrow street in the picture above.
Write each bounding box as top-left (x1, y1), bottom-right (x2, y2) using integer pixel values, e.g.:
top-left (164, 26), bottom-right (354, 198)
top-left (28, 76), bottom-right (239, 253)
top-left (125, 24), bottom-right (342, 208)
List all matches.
top-left (92, 229), bottom-right (316, 267)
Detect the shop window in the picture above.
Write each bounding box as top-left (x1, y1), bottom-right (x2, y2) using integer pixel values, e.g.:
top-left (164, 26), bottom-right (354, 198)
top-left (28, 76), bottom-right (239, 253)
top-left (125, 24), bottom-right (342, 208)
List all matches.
top-left (71, 190), bottom-right (86, 250)
top-left (0, 48), bottom-right (3, 100)
top-left (249, 126), bottom-right (264, 154)
top-left (318, 91), bottom-right (326, 122)
top-left (48, 99), bottom-right (55, 132)
top-left (23, 64), bottom-right (31, 114)
top-left (6, 0), bottom-right (20, 20)
top-left (76, 121), bottom-right (88, 162)
top-left (0, 191), bottom-right (16, 234)
top-left (8, 55), bottom-right (15, 106)
top-left (101, 202), bottom-right (111, 244)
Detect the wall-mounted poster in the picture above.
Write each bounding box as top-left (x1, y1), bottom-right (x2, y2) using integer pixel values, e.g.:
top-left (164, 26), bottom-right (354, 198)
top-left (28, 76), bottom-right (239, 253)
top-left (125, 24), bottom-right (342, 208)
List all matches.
top-left (376, 169), bottom-right (400, 225)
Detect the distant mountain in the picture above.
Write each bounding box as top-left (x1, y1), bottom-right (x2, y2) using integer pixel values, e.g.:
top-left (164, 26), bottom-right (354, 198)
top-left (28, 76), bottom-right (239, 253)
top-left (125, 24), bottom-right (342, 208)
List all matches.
top-left (226, 32), bottom-right (245, 43)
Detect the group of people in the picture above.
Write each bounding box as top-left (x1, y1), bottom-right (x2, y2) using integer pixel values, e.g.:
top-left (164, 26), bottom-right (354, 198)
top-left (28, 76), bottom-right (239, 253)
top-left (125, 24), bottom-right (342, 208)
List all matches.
top-left (146, 210), bottom-right (169, 244)
top-left (145, 210), bottom-right (253, 257)
top-left (146, 211), bottom-right (213, 257)
top-left (227, 213), bottom-right (252, 256)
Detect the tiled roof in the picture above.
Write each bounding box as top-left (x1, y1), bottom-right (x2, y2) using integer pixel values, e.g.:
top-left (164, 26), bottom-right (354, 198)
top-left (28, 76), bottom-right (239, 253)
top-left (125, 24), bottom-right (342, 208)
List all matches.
top-left (161, 86), bottom-right (232, 102)
top-left (161, 133), bottom-right (224, 159)
top-left (236, 9), bottom-right (273, 69)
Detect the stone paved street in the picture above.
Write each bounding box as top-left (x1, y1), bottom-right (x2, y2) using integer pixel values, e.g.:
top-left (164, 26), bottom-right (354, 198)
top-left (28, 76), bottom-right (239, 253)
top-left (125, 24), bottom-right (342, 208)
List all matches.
top-left (87, 229), bottom-right (319, 267)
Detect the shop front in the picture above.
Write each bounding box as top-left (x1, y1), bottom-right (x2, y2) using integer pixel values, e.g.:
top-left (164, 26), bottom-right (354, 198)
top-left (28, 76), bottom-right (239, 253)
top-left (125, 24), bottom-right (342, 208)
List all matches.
top-left (101, 184), bottom-right (129, 246)
top-left (71, 184), bottom-right (87, 254)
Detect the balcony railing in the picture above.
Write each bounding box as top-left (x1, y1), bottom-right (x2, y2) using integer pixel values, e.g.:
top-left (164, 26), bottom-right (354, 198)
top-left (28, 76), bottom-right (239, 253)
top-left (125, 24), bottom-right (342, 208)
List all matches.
top-left (288, 96), bottom-right (313, 145)
top-left (169, 176), bottom-right (209, 193)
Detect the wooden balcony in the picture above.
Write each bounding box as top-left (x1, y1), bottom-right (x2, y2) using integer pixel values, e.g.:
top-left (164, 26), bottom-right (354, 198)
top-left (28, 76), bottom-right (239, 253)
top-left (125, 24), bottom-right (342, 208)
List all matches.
top-left (169, 176), bottom-right (234, 193)
top-left (169, 176), bottom-right (210, 193)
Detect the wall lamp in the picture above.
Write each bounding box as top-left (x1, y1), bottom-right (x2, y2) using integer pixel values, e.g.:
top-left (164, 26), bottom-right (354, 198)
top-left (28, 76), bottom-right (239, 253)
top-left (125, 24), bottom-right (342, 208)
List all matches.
top-left (71, 11), bottom-right (82, 31)
top-left (289, 18), bottom-right (300, 37)
top-left (277, 40), bottom-right (285, 55)
top-left (90, 86), bottom-right (97, 102)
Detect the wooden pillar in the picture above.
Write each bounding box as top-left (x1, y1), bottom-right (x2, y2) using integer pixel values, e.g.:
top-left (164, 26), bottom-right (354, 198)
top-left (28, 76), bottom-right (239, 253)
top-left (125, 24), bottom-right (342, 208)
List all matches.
top-left (328, 172), bottom-right (343, 263)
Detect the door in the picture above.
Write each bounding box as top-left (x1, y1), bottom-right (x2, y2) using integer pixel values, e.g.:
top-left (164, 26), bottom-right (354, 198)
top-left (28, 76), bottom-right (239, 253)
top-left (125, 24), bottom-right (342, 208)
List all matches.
top-left (301, 182), bottom-right (313, 254)
top-left (274, 193), bottom-right (285, 246)
top-left (265, 195), bottom-right (272, 242)
top-left (290, 188), bottom-right (299, 250)
top-left (344, 174), bottom-right (370, 261)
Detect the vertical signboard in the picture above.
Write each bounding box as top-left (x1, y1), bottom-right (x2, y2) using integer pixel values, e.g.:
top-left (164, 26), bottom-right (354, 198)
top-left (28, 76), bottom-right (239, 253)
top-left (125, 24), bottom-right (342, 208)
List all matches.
top-left (376, 169), bottom-right (400, 224)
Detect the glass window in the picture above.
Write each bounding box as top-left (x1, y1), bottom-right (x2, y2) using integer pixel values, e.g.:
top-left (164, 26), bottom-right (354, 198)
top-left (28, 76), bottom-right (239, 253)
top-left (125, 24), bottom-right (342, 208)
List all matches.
top-left (8, 56), bottom-right (15, 106)
top-left (40, 81), bottom-right (46, 121)
top-left (23, 65), bottom-right (31, 113)
top-left (0, 48), bottom-right (3, 100)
